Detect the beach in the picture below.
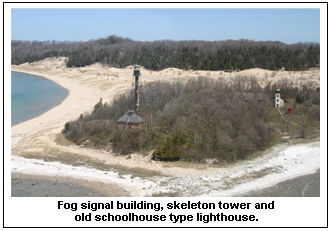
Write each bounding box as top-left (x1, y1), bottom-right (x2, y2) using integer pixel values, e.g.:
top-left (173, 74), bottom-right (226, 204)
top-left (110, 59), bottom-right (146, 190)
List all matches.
top-left (11, 71), bottom-right (69, 126)
top-left (10, 57), bottom-right (321, 197)
top-left (237, 169), bottom-right (320, 197)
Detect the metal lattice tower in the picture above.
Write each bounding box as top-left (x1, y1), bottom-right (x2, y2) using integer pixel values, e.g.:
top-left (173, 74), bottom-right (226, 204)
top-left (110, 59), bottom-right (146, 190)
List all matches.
top-left (133, 64), bottom-right (141, 113)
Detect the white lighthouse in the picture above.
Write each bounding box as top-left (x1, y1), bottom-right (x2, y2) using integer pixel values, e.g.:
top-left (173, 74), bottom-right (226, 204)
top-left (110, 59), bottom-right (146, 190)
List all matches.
top-left (275, 87), bottom-right (281, 108)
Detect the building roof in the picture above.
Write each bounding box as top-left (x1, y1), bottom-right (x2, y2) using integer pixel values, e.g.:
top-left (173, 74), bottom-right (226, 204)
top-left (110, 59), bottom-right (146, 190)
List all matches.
top-left (116, 110), bottom-right (145, 124)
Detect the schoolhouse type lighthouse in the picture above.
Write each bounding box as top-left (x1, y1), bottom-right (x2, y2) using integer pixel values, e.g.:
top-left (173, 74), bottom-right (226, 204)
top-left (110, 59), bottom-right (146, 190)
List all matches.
top-left (271, 87), bottom-right (284, 108)
top-left (275, 87), bottom-right (281, 108)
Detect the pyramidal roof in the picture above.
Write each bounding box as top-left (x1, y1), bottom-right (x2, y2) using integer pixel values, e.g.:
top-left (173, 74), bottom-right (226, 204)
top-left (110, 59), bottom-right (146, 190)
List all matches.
top-left (116, 110), bottom-right (145, 124)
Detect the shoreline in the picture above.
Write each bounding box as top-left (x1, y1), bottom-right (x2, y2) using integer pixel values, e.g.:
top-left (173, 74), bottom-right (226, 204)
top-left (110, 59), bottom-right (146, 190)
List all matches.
top-left (11, 140), bottom-right (320, 197)
top-left (10, 57), bottom-right (321, 197)
top-left (11, 64), bottom-right (111, 144)
top-left (11, 70), bottom-right (69, 127)
top-left (11, 172), bottom-right (129, 197)
top-left (236, 169), bottom-right (320, 197)
top-left (11, 168), bottom-right (320, 197)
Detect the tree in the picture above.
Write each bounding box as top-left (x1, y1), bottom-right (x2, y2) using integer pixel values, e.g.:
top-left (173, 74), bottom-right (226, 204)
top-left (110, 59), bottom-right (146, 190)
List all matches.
top-left (12, 37), bottom-right (319, 71)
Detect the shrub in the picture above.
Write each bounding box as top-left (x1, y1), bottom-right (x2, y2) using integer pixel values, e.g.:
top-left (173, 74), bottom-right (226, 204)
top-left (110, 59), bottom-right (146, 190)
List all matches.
top-left (152, 136), bottom-right (183, 161)
top-left (296, 93), bottom-right (304, 104)
top-left (173, 132), bottom-right (187, 145)
top-left (64, 122), bottom-right (70, 132)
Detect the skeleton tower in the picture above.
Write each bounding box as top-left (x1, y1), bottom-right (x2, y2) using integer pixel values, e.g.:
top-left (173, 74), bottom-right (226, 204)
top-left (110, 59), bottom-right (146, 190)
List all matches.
top-left (133, 64), bottom-right (141, 113)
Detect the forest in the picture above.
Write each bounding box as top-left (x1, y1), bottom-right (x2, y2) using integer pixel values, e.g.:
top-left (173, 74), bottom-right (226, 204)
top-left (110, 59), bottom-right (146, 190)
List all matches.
top-left (12, 35), bottom-right (320, 71)
top-left (62, 76), bottom-right (320, 163)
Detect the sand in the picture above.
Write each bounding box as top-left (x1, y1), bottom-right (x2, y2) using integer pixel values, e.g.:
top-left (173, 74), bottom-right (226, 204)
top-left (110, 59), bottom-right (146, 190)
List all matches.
top-left (10, 57), bottom-right (321, 197)
top-left (237, 169), bottom-right (320, 197)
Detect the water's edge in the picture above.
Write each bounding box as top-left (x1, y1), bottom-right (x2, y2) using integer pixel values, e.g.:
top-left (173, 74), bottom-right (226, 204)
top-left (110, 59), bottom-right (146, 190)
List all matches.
top-left (11, 71), bottom-right (69, 126)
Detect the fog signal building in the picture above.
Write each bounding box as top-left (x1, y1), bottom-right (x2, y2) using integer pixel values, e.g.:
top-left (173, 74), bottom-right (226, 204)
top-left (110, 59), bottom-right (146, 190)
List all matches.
top-left (116, 64), bottom-right (145, 130)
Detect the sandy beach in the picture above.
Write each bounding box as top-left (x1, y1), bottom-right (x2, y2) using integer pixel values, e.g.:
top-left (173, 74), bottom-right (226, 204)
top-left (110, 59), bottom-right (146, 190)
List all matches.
top-left (10, 57), bottom-right (321, 197)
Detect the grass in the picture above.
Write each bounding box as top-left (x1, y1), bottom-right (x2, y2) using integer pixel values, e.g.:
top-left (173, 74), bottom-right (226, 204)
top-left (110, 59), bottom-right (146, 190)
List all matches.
top-left (54, 133), bottom-right (75, 146)
top-left (20, 151), bottom-right (113, 170)
top-left (151, 191), bottom-right (181, 197)
top-left (19, 144), bottom-right (166, 179)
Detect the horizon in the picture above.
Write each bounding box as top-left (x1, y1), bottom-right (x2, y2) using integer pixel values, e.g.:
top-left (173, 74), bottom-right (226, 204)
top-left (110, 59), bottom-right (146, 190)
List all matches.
top-left (11, 35), bottom-right (320, 46)
top-left (11, 7), bottom-right (321, 44)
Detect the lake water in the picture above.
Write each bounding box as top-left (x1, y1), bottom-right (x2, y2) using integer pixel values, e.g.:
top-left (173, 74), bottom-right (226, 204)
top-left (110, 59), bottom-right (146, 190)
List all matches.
top-left (11, 71), bottom-right (69, 126)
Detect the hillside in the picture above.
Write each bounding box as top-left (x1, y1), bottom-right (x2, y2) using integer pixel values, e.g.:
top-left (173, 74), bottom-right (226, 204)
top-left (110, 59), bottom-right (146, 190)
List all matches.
top-left (12, 36), bottom-right (320, 71)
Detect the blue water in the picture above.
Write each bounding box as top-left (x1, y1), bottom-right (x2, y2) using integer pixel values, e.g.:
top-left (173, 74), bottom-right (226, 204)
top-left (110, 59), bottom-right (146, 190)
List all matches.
top-left (11, 71), bottom-right (69, 126)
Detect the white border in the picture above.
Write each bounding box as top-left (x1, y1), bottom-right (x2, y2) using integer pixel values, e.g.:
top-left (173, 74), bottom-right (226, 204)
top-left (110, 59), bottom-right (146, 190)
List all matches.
top-left (3, 2), bottom-right (328, 229)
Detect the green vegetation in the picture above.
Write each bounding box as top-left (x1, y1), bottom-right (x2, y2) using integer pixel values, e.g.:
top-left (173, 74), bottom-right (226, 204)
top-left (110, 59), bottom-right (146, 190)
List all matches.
top-left (152, 133), bottom-right (186, 161)
top-left (12, 35), bottom-right (319, 71)
top-left (62, 76), bottom-right (320, 163)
